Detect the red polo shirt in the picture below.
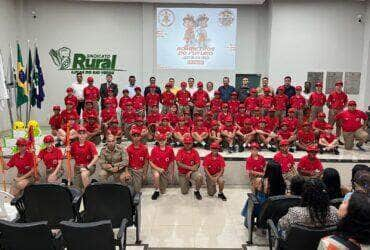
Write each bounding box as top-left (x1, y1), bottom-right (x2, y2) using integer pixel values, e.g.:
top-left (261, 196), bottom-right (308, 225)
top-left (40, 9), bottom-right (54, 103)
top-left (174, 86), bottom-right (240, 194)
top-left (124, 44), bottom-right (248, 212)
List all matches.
top-left (60, 109), bottom-right (79, 123)
top-left (84, 122), bottom-right (100, 133)
top-left (121, 110), bottom-right (137, 124)
top-left (156, 125), bottom-right (173, 134)
top-left (210, 98), bottom-right (222, 113)
top-left (228, 100), bottom-right (240, 114)
top-left (274, 94), bottom-right (289, 111)
top-left (221, 124), bottom-right (237, 133)
top-left (277, 130), bottom-right (293, 140)
top-left (297, 130), bottom-right (315, 144)
top-left (145, 93), bottom-right (160, 107)
top-left (176, 90), bottom-right (191, 106)
top-left (320, 132), bottom-right (337, 143)
top-left (161, 91), bottom-right (176, 107)
top-left (38, 147), bottom-right (63, 169)
top-left (83, 86), bottom-right (100, 101)
top-left (192, 90), bottom-right (209, 108)
top-left (259, 95), bottom-right (275, 109)
top-left (244, 96), bottom-right (259, 110)
top-left (309, 92), bottom-right (326, 107)
top-left (327, 91), bottom-right (348, 110)
top-left (282, 117), bottom-right (298, 132)
top-left (147, 112), bottom-right (162, 125)
top-left (174, 125), bottom-right (190, 135)
top-left (119, 96), bottom-right (131, 110)
top-left (132, 95), bottom-right (146, 110)
top-left (290, 94), bottom-right (306, 110)
top-left (70, 141), bottom-right (98, 167)
top-left (7, 152), bottom-right (34, 175)
top-left (298, 155), bottom-right (323, 173)
top-left (192, 125), bottom-right (208, 134)
top-left (82, 108), bottom-right (99, 121)
top-left (64, 95), bottom-right (78, 109)
top-left (101, 108), bottom-right (117, 123)
top-left (273, 151), bottom-right (294, 174)
top-left (335, 110), bottom-right (368, 132)
top-left (127, 143), bottom-right (149, 170)
top-left (49, 114), bottom-right (62, 130)
top-left (203, 153), bottom-right (226, 175)
top-left (103, 97), bottom-right (118, 109)
top-left (176, 148), bottom-right (200, 174)
top-left (150, 145), bottom-right (175, 170)
top-left (246, 154), bottom-right (266, 173)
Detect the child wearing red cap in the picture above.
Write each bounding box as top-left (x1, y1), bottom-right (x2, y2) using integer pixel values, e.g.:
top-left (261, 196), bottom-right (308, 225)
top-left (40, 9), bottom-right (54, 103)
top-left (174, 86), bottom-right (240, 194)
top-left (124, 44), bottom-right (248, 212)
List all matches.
top-left (276, 122), bottom-right (296, 151)
top-left (274, 86), bottom-right (289, 122)
top-left (146, 105), bottom-right (162, 141)
top-left (192, 81), bottom-right (210, 117)
top-left (319, 124), bottom-right (339, 154)
top-left (60, 101), bottom-right (79, 124)
top-left (83, 77), bottom-right (100, 110)
top-left (220, 116), bottom-right (238, 153)
top-left (255, 119), bottom-right (277, 152)
top-left (161, 84), bottom-right (176, 114)
top-left (103, 88), bottom-right (118, 110)
top-left (217, 103), bottom-right (231, 125)
top-left (273, 140), bottom-right (297, 184)
top-left (309, 82), bottom-right (326, 121)
top-left (65, 87), bottom-right (78, 110)
top-left (57, 116), bottom-right (79, 146)
top-left (173, 116), bottom-right (191, 146)
top-left (167, 104), bottom-right (179, 127)
top-left (176, 136), bottom-right (203, 200)
top-left (145, 86), bottom-right (160, 114)
top-left (210, 91), bottom-right (223, 116)
top-left (155, 115), bottom-right (174, 141)
top-left (259, 87), bottom-right (275, 116)
top-left (235, 104), bottom-right (249, 127)
top-left (297, 146), bottom-right (323, 179)
top-left (296, 122), bottom-right (316, 151)
top-left (121, 101), bottom-right (138, 139)
top-left (37, 135), bottom-right (64, 183)
top-left (203, 142), bottom-right (227, 201)
top-left (208, 120), bottom-right (223, 146)
top-left (236, 118), bottom-right (256, 152)
top-left (107, 118), bottom-right (123, 143)
top-left (327, 81), bottom-right (348, 139)
top-left (84, 114), bottom-right (101, 145)
top-left (290, 85), bottom-right (306, 123)
top-left (131, 117), bottom-right (149, 143)
top-left (82, 99), bottom-right (99, 123)
top-left (312, 112), bottom-right (329, 137)
top-left (6, 138), bottom-right (37, 197)
top-left (132, 86), bottom-right (146, 117)
top-left (244, 88), bottom-right (259, 110)
top-left (282, 108), bottom-right (299, 133)
top-left (228, 92), bottom-right (240, 115)
top-left (245, 143), bottom-right (266, 190)
top-left (176, 82), bottom-right (191, 115)
top-left (265, 108), bottom-right (279, 132)
top-left (150, 134), bottom-right (175, 200)
top-left (119, 89), bottom-right (131, 111)
top-left (335, 100), bottom-right (368, 150)
top-left (101, 100), bottom-right (118, 141)
top-left (49, 106), bottom-right (62, 136)
top-left (191, 116), bottom-right (209, 148)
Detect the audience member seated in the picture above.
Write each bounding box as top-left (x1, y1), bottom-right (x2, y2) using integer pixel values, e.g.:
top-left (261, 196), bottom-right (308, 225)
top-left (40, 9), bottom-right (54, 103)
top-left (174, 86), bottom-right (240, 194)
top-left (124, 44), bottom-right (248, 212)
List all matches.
top-left (289, 175), bottom-right (305, 196)
top-left (318, 192), bottom-right (370, 250)
top-left (322, 168), bottom-right (349, 200)
top-left (278, 179), bottom-right (339, 238)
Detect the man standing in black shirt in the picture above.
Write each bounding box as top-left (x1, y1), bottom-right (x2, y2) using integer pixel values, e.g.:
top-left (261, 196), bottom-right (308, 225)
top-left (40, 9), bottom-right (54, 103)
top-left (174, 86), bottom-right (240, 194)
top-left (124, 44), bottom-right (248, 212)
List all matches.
top-left (144, 76), bottom-right (161, 96)
top-left (100, 73), bottom-right (118, 109)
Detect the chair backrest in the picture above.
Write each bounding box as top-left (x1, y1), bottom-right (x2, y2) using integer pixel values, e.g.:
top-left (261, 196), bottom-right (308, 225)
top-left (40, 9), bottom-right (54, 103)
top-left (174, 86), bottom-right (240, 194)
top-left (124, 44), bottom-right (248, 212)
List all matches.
top-left (82, 183), bottom-right (134, 228)
top-left (284, 224), bottom-right (337, 250)
top-left (330, 198), bottom-right (343, 209)
top-left (60, 220), bottom-right (115, 250)
top-left (0, 220), bottom-right (55, 250)
top-left (257, 195), bottom-right (301, 228)
top-left (22, 184), bottom-right (77, 228)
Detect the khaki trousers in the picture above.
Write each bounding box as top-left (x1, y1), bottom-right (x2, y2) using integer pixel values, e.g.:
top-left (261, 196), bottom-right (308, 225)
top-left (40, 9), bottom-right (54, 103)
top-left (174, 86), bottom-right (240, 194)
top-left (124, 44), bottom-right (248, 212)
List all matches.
top-left (178, 171), bottom-right (203, 194)
top-left (343, 128), bottom-right (368, 150)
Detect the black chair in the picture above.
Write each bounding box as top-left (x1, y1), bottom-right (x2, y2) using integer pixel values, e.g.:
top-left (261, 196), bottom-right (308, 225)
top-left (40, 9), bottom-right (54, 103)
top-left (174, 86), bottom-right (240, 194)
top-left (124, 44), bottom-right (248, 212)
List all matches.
top-left (11, 184), bottom-right (82, 228)
top-left (60, 219), bottom-right (127, 250)
top-left (268, 219), bottom-right (336, 250)
top-left (330, 198), bottom-right (344, 209)
top-left (80, 183), bottom-right (142, 244)
top-left (246, 194), bottom-right (301, 245)
top-left (0, 220), bottom-right (60, 250)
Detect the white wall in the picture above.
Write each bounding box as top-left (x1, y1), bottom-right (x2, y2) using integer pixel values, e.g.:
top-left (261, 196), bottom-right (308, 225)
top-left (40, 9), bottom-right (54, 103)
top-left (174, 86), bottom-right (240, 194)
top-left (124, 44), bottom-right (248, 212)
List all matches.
top-left (0, 0), bottom-right (19, 132)
top-left (268, 0), bottom-right (366, 100)
top-left (0, 0), bottom-right (369, 131)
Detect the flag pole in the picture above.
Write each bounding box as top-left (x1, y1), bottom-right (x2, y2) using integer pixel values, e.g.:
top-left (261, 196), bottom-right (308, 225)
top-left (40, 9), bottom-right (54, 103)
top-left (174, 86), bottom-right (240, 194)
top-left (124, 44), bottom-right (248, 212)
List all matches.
top-left (26, 39), bottom-right (30, 124)
top-left (0, 49), bottom-right (14, 131)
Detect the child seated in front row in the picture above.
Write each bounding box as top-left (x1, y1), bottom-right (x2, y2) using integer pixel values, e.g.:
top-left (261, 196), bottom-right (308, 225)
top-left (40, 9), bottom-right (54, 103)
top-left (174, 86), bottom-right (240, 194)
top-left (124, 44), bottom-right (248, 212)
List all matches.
top-left (319, 124), bottom-right (339, 155)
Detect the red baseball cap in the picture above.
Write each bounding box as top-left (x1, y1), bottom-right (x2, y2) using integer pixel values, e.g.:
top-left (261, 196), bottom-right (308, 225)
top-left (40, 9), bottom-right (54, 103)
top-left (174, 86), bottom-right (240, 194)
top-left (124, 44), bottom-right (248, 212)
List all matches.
top-left (180, 81), bottom-right (187, 87)
top-left (183, 136), bottom-right (193, 144)
top-left (325, 124), bottom-right (333, 130)
top-left (250, 88), bottom-right (257, 94)
top-left (88, 114), bottom-right (97, 119)
top-left (318, 112), bottom-right (326, 118)
top-left (53, 105), bottom-right (61, 111)
top-left (281, 121), bottom-right (288, 126)
top-left (87, 76), bottom-right (94, 83)
top-left (231, 91), bottom-right (238, 96)
top-left (197, 81), bottom-right (203, 87)
top-left (85, 99), bottom-right (93, 104)
top-left (222, 103), bottom-right (228, 108)
top-left (110, 118), bottom-right (119, 124)
top-left (66, 87), bottom-right (73, 93)
top-left (210, 142), bottom-right (221, 150)
top-left (195, 116), bottom-right (203, 122)
top-left (278, 86), bottom-right (285, 91)
top-left (280, 140), bottom-right (289, 146)
top-left (295, 85), bottom-right (302, 91)
top-left (348, 100), bottom-right (357, 106)
top-left (66, 100), bottom-right (74, 105)
top-left (335, 81), bottom-right (343, 86)
top-left (165, 83), bottom-right (171, 88)
top-left (244, 118), bottom-right (252, 124)
top-left (156, 133), bottom-right (167, 141)
top-left (302, 121), bottom-right (311, 127)
top-left (135, 86), bottom-right (141, 91)
top-left (239, 103), bottom-right (245, 108)
top-left (211, 120), bottom-right (219, 126)
top-left (307, 145), bottom-right (319, 153)
top-left (77, 126), bottom-right (87, 133)
top-left (214, 90), bottom-right (221, 95)
top-left (263, 87), bottom-right (270, 92)
top-left (250, 142), bottom-right (260, 149)
top-left (161, 115), bottom-right (169, 122)
top-left (206, 111), bottom-right (213, 117)
top-left (316, 82), bottom-right (323, 88)
top-left (103, 99), bottom-right (112, 105)
top-left (43, 135), bottom-right (54, 143)
top-left (225, 116), bottom-right (233, 122)
top-left (130, 128), bottom-right (141, 135)
top-left (288, 108), bottom-right (295, 113)
top-left (16, 138), bottom-right (28, 146)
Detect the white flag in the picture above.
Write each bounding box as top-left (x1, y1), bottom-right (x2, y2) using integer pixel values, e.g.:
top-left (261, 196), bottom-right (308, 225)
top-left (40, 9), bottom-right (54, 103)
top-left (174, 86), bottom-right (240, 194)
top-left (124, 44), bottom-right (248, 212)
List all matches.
top-left (0, 51), bottom-right (9, 111)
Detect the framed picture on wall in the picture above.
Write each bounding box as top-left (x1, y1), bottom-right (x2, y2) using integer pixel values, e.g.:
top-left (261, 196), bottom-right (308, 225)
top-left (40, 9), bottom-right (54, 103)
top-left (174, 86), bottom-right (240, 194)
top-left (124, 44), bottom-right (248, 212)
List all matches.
top-left (235, 74), bottom-right (261, 90)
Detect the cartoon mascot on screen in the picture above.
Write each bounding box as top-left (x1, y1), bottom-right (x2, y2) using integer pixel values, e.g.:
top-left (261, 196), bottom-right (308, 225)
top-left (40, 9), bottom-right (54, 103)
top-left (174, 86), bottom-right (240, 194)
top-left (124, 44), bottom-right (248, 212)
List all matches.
top-left (196, 14), bottom-right (209, 48)
top-left (183, 14), bottom-right (196, 46)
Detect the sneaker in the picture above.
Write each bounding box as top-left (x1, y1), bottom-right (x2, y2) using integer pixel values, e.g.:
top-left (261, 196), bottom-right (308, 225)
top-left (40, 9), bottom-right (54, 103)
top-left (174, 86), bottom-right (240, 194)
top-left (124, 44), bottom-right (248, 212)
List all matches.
top-left (334, 147), bottom-right (340, 155)
top-left (319, 148), bottom-right (324, 154)
top-left (238, 145), bottom-right (244, 152)
top-left (289, 147), bottom-right (295, 153)
top-left (268, 145), bottom-right (277, 152)
top-left (151, 191), bottom-right (160, 200)
top-left (194, 191), bottom-right (202, 200)
top-left (228, 147), bottom-right (233, 154)
top-left (55, 141), bottom-right (62, 147)
top-left (91, 178), bottom-right (98, 183)
top-left (356, 143), bottom-right (366, 152)
top-left (201, 141), bottom-right (206, 147)
top-left (218, 193), bottom-right (227, 201)
top-left (204, 143), bottom-right (210, 150)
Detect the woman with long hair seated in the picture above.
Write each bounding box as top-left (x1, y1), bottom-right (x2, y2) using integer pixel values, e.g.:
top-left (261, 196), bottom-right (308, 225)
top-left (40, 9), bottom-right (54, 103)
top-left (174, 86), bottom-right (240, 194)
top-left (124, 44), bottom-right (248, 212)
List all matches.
top-left (318, 192), bottom-right (370, 250)
top-left (322, 168), bottom-right (349, 200)
top-left (242, 160), bottom-right (286, 226)
top-left (278, 179), bottom-right (339, 236)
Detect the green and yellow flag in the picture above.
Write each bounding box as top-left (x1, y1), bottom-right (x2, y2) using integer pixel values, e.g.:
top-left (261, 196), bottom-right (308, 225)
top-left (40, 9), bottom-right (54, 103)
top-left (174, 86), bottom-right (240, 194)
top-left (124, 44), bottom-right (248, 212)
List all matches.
top-left (16, 42), bottom-right (28, 107)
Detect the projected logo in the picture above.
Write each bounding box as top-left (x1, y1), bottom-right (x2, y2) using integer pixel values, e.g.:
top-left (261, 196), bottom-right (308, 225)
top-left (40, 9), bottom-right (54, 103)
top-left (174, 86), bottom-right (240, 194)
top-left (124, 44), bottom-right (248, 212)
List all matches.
top-left (157, 8), bottom-right (237, 70)
top-left (49, 47), bottom-right (124, 75)
top-left (158, 9), bottom-right (175, 27)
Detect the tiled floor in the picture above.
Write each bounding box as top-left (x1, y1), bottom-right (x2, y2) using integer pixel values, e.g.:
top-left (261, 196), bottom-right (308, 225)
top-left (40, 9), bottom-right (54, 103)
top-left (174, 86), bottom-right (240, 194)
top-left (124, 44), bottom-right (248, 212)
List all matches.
top-left (125, 187), bottom-right (268, 249)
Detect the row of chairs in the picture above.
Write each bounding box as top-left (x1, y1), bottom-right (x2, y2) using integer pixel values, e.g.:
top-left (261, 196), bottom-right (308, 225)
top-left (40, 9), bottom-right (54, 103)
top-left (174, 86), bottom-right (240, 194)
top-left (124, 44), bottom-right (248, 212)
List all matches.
top-left (245, 193), bottom-right (343, 250)
top-left (0, 183), bottom-right (142, 250)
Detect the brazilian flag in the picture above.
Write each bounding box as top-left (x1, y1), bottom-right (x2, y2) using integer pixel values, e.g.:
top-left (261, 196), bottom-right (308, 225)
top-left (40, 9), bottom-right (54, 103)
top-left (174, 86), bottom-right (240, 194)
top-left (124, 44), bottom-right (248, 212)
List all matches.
top-left (16, 42), bottom-right (28, 107)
